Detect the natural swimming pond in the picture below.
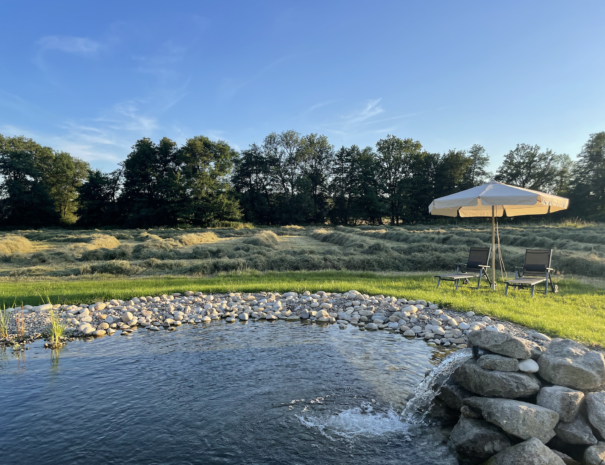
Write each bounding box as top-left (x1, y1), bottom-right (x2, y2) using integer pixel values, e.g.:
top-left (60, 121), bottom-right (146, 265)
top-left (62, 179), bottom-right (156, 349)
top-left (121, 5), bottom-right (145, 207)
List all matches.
top-left (0, 320), bottom-right (460, 464)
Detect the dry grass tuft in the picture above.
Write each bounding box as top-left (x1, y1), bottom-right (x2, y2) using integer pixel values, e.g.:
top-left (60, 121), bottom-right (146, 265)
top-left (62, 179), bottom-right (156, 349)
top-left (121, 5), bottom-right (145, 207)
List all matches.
top-left (179, 232), bottom-right (219, 246)
top-left (0, 235), bottom-right (34, 256)
top-left (243, 231), bottom-right (280, 248)
top-left (282, 225), bottom-right (306, 230)
top-left (88, 234), bottom-right (121, 249)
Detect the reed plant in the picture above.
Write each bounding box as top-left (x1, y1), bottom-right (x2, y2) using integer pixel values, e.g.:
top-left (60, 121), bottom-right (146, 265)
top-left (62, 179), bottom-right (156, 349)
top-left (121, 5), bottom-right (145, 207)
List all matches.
top-left (0, 304), bottom-right (10, 338)
top-left (46, 307), bottom-right (66, 345)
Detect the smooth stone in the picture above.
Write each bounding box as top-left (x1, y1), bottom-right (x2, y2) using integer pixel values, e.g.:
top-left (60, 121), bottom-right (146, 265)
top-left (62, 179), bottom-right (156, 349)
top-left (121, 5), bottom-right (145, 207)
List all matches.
top-left (238, 313), bottom-right (248, 321)
top-left (403, 329), bottom-right (415, 337)
top-left (555, 413), bottom-right (598, 445)
top-left (477, 354), bottom-right (519, 372)
top-left (518, 358), bottom-right (540, 373)
top-left (485, 438), bottom-right (565, 465)
top-left (465, 397), bottom-right (559, 443)
top-left (538, 339), bottom-right (605, 390)
top-left (586, 391), bottom-right (605, 438)
top-left (365, 323), bottom-right (378, 331)
top-left (454, 359), bottom-right (541, 398)
top-left (93, 330), bottom-right (106, 337)
top-left (121, 312), bottom-right (134, 322)
top-left (585, 443), bottom-right (605, 465)
top-left (450, 417), bottom-right (511, 462)
top-left (537, 386), bottom-right (584, 423)
top-left (468, 330), bottom-right (532, 359)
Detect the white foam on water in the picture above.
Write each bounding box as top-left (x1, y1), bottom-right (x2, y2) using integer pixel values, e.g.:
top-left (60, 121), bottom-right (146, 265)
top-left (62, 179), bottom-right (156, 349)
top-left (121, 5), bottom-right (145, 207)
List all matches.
top-left (297, 402), bottom-right (408, 441)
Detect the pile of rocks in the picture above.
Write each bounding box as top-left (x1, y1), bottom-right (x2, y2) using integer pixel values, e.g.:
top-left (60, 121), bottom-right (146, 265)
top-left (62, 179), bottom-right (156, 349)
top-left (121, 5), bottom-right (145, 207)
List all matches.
top-left (0, 290), bottom-right (550, 350)
top-left (439, 330), bottom-right (605, 464)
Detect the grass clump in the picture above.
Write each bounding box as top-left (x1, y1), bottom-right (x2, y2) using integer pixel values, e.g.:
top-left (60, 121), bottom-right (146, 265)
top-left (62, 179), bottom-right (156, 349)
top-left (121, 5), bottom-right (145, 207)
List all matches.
top-left (88, 234), bottom-right (121, 249)
top-left (0, 235), bottom-right (34, 257)
top-left (243, 231), bottom-right (279, 248)
top-left (179, 232), bottom-right (219, 246)
top-left (0, 305), bottom-right (10, 338)
top-left (80, 260), bottom-right (143, 276)
top-left (311, 229), bottom-right (366, 249)
top-left (45, 307), bottom-right (66, 345)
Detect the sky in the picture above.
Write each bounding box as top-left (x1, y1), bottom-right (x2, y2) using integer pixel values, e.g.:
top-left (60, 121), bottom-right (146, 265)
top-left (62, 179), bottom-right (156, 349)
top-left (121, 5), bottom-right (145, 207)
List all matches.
top-left (1, 0), bottom-right (604, 172)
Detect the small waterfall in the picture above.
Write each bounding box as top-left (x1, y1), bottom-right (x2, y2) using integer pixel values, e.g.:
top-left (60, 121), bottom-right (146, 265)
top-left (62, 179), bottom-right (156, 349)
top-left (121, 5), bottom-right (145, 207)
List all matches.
top-left (401, 348), bottom-right (472, 423)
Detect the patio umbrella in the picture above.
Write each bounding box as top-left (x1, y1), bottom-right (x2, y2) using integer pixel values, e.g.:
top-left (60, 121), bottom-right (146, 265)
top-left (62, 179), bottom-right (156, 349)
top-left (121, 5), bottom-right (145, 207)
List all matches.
top-left (428, 180), bottom-right (569, 289)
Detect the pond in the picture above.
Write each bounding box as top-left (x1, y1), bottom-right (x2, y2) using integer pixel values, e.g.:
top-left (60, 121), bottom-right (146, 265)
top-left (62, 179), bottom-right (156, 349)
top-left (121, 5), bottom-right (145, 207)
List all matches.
top-left (0, 320), bottom-right (460, 464)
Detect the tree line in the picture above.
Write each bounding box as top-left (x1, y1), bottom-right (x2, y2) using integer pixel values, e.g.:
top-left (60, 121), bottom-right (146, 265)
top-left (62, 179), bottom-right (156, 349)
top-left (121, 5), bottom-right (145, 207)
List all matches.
top-left (1, 131), bottom-right (604, 228)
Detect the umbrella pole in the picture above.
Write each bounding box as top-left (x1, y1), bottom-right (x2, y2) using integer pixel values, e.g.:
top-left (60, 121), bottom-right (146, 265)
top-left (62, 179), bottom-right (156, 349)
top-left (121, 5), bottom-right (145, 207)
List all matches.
top-left (491, 206), bottom-right (496, 289)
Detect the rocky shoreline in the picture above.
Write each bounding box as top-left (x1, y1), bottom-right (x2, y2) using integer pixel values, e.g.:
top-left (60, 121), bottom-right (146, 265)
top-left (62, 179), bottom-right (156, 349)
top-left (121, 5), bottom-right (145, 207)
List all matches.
top-left (1, 289), bottom-right (552, 350)
top-left (432, 330), bottom-right (605, 465)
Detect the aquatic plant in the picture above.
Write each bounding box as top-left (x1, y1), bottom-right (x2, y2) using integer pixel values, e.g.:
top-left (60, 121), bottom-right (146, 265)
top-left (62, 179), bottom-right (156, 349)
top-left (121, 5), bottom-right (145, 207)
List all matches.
top-left (46, 307), bottom-right (66, 345)
top-left (0, 304), bottom-right (11, 338)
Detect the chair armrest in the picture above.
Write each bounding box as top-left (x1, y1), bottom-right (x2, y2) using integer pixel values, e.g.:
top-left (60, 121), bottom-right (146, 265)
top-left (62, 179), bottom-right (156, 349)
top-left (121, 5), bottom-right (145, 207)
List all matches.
top-left (546, 268), bottom-right (554, 272)
top-left (477, 265), bottom-right (490, 269)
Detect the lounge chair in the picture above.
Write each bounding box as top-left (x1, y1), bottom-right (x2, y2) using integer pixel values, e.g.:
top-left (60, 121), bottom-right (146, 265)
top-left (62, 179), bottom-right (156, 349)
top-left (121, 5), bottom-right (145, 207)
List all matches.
top-left (435, 247), bottom-right (492, 290)
top-left (504, 249), bottom-right (558, 297)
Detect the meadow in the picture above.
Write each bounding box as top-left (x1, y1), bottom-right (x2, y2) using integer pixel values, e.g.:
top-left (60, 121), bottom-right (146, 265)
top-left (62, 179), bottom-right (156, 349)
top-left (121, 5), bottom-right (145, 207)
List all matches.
top-left (2, 222), bottom-right (605, 345)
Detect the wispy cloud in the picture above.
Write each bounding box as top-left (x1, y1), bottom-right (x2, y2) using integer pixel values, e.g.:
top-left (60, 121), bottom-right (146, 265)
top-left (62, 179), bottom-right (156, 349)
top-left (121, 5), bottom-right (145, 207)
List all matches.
top-left (301, 100), bottom-right (337, 115)
top-left (34, 35), bottom-right (101, 69)
top-left (341, 98), bottom-right (384, 124)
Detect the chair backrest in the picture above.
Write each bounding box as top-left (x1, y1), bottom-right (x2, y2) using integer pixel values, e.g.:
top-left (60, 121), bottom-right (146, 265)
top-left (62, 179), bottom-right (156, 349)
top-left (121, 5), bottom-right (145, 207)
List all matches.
top-left (466, 247), bottom-right (491, 272)
top-left (523, 249), bottom-right (553, 277)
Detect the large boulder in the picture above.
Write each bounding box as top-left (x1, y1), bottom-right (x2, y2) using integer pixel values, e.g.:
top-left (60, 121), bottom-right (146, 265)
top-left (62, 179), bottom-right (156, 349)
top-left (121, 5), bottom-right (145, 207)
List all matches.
top-left (485, 438), bottom-right (565, 465)
top-left (538, 339), bottom-right (605, 390)
top-left (465, 397), bottom-right (559, 443)
top-left (584, 442), bottom-right (605, 465)
top-left (438, 382), bottom-right (473, 411)
top-left (586, 391), bottom-right (605, 438)
top-left (468, 330), bottom-right (533, 359)
top-left (537, 386), bottom-right (584, 422)
top-left (477, 354), bottom-right (519, 372)
top-left (555, 413), bottom-right (598, 445)
top-left (453, 359), bottom-right (541, 398)
top-left (450, 417), bottom-right (511, 463)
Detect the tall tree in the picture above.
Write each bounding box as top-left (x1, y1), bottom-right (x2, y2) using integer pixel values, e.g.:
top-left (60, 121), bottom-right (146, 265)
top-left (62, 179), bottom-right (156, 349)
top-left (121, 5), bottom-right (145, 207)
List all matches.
top-left (569, 132), bottom-right (605, 218)
top-left (76, 169), bottom-right (123, 227)
top-left (47, 152), bottom-right (89, 222)
top-left (495, 143), bottom-right (567, 193)
top-left (376, 135), bottom-right (423, 224)
top-left (463, 144), bottom-right (491, 187)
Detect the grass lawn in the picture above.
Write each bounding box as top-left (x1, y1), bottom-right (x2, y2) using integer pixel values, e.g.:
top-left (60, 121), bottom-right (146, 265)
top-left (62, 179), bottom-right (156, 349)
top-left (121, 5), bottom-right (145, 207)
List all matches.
top-left (2, 271), bottom-right (605, 347)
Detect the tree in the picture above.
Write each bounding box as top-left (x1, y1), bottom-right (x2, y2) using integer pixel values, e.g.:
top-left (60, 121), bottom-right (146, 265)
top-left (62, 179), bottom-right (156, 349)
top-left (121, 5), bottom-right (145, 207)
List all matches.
top-left (76, 169), bottom-right (122, 227)
top-left (297, 133), bottom-right (334, 223)
top-left (376, 135), bottom-right (423, 224)
top-left (568, 132), bottom-right (605, 218)
top-left (463, 144), bottom-right (491, 187)
top-left (495, 143), bottom-right (568, 193)
top-left (47, 152), bottom-right (89, 222)
top-left (434, 149), bottom-right (473, 199)
top-left (0, 135), bottom-right (59, 227)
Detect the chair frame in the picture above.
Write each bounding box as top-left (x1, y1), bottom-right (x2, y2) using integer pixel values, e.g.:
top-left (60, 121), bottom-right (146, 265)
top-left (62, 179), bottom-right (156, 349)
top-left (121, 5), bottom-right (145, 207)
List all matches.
top-left (504, 249), bottom-right (558, 297)
top-left (435, 247), bottom-right (492, 290)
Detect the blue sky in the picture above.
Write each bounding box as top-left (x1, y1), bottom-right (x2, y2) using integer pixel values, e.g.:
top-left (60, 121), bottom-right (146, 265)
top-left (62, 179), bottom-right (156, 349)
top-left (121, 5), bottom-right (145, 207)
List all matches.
top-left (1, 0), bottom-right (604, 171)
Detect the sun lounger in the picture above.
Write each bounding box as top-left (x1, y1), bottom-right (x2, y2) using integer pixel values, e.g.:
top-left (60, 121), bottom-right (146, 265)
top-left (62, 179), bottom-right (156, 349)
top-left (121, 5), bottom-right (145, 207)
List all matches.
top-left (504, 249), bottom-right (558, 297)
top-left (435, 247), bottom-right (492, 290)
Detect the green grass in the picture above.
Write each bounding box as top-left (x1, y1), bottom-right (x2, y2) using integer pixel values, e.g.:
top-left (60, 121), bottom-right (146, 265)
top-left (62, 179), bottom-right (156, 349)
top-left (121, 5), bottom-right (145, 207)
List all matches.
top-left (2, 271), bottom-right (605, 346)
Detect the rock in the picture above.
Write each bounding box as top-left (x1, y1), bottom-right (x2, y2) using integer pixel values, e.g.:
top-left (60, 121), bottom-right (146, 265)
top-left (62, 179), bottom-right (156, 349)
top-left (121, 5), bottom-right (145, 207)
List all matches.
top-left (365, 323), bottom-right (378, 331)
top-left (555, 413), bottom-right (598, 445)
top-left (105, 316), bottom-right (114, 324)
top-left (300, 310), bottom-right (310, 319)
top-left (585, 443), bottom-right (605, 465)
top-left (239, 313), bottom-right (248, 321)
top-left (519, 358), bottom-right (540, 373)
top-left (485, 438), bottom-right (565, 465)
top-left (93, 330), bottom-right (106, 337)
top-left (538, 339), bottom-right (605, 390)
top-left (438, 383), bottom-right (473, 411)
top-left (97, 322), bottom-right (110, 330)
top-left (94, 302), bottom-right (106, 311)
top-left (465, 397), bottom-right (559, 443)
top-left (403, 330), bottom-right (415, 337)
top-left (453, 359), bottom-right (541, 398)
top-left (477, 354), bottom-right (519, 372)
top-left (586, 391), bottom-right (605, 438)
top-left (468, 330), bottom-right (532, 359)
top-left (121, 312), bottom-right (134, 322)
top-left (459, 323), bottom-right (470, 330)
top-left (551, 450), bottom-right (580, 465)
top-left (461, 405), bottom-right (482, 419)
top-left (450, 417), bottom-right (511, 462)
top-left (537, 386), bottom-right (584, 423)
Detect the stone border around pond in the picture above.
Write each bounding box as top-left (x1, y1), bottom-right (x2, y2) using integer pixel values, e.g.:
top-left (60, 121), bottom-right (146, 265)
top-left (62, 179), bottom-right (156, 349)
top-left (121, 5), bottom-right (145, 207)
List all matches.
top-left (0, 289), bottom-right (553, 351)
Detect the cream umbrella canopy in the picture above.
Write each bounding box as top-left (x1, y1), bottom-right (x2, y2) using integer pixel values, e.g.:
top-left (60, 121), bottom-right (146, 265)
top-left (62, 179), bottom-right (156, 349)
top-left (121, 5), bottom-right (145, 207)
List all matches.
top-left (428, 180), bottom-right (569, 289)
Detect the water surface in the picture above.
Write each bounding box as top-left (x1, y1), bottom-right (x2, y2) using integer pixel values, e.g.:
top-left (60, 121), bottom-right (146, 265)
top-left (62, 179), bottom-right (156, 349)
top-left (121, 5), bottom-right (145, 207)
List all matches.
top-left (0, 320), bottom-right (459, 464)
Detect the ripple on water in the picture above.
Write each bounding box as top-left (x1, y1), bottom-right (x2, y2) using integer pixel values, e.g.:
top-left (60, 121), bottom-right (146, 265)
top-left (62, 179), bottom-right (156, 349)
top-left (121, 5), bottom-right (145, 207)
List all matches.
top-left (0, 320), bottom-right (459, 465)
